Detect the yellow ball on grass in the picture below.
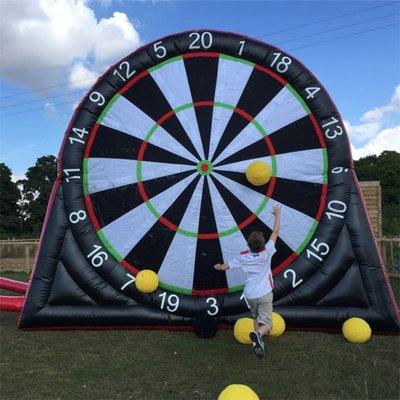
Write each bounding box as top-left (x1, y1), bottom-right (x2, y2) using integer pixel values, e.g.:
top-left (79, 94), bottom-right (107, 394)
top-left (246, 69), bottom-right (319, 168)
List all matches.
top-left (269, 312), bottom-right (286, 337)
top-left (135, 269), bottom-right (159, 293)
top-left (245, 161), bottom-right (271, 186)
top-left (342, 317), bottom-right (371, 343)
top-left (218, 384), bottom-right (260, 400)
top-left (233, 318), bottom-right (254, 344)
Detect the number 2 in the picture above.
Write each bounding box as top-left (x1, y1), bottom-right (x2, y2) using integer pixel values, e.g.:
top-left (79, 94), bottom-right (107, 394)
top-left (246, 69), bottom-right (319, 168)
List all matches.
top-left (284, 269), bottom-right (303, 288)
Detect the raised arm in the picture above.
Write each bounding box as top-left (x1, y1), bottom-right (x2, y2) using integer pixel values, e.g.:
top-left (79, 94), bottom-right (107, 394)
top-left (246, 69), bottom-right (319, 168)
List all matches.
top-left (269, 204), bottom-right (281, 243)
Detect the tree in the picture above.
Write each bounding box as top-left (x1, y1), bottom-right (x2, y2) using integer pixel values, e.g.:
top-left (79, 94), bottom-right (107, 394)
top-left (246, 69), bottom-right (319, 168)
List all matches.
top-left (354, 151), bottom-right (400, 236)
top-left (0, 163), bottom-right (21, 237)
top-left (19, 155), bottom-right (57, 236)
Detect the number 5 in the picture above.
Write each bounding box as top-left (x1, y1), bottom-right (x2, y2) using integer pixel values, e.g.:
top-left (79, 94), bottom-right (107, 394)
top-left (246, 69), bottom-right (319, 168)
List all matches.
top-left (154, 41), bottom-right (167, 59)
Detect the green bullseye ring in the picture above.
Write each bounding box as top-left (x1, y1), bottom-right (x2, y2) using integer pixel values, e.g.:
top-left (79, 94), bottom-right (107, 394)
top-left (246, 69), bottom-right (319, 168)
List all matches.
top-left (197, 160), bottom-right (213, 176)
top-left (135, 101), bottom-right (277, 239)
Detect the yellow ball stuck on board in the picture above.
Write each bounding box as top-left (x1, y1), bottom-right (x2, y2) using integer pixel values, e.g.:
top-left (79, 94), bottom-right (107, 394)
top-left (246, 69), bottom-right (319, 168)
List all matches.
top-left (342, 317), bottom-right (371, 343)
top-left (245, 161), bottom-right (271, 186)
top-left (135, 270), bottom-right (159, 293)
top-left (269, 312), bottom-right (286, 337)
top-left (218, 384), bottom-right (260, 400)
top-left (234, 318), bottom-right (254, 344)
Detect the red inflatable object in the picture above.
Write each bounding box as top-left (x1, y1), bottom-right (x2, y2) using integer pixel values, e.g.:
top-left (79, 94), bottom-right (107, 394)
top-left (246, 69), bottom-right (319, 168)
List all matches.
top-left (0, 277), bottom-right (28, 294)
top-left (0, 296), bottom-right (24, 312)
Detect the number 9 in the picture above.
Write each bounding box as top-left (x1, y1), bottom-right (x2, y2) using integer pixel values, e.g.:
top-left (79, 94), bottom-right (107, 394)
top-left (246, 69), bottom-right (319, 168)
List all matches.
top-left (89, 91), bottom-right (105, 106)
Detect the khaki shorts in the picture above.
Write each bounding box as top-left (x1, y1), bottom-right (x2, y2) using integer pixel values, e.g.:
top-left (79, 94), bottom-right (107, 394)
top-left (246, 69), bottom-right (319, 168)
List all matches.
top-left (247, 291), bottom-right (273, 330)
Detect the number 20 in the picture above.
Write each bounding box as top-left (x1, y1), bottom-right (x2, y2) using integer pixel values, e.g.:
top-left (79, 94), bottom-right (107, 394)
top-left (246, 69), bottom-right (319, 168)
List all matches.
top-left (189, 32), bottom-right (212, 50)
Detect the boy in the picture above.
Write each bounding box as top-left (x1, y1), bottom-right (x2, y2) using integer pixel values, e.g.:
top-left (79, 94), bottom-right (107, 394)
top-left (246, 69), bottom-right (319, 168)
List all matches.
top-left (214, 204), bottom-right (281, 358)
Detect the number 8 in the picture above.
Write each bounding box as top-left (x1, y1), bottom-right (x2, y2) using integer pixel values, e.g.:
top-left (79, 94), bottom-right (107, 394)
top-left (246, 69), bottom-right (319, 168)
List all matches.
top-left (69, 210), bottom-right (86, 224)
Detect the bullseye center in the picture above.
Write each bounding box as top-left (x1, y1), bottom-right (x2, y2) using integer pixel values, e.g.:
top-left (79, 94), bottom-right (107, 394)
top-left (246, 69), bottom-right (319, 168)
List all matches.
top-left (197, 160), bottom-right (213, 176)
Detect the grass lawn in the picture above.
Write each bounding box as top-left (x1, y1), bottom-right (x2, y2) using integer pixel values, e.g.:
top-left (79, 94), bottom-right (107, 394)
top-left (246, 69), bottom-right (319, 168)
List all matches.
top-left (1, 271), bottom-right (399, 400)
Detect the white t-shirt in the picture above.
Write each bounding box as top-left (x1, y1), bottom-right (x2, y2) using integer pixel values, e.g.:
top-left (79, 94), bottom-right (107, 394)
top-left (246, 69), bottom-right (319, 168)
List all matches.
top-left (228, 239), bottom-right (276, 299)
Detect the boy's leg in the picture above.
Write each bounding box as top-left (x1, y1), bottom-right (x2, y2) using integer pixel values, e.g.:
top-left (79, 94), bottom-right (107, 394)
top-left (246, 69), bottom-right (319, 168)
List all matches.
top-left (247, 298), bottom-right (265, 358)
top-left (256, 291), bottom-right (273, 338)
top-left (253, 319), bottom-right (259, 332)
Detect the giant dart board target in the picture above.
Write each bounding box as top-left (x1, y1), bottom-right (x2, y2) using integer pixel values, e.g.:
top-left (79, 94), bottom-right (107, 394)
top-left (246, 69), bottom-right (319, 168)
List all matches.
top-left (19, 31), bottom-right (399, 333)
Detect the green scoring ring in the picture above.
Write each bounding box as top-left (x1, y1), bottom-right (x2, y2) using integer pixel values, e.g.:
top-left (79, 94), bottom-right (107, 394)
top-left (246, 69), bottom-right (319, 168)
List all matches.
top-left (136, 101), bottom-right (277, 238)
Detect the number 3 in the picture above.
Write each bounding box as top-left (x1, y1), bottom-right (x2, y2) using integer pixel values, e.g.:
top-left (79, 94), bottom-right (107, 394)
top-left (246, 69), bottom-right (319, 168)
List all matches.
top-left (206, 297), bottom-right (219, 316)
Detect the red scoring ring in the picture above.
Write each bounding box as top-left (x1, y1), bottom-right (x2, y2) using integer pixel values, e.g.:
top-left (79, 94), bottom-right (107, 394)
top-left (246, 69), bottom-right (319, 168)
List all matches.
top-left (137, 102), bottom-right (276, 239)
top-left (83, 52), bottom-right (328, 288)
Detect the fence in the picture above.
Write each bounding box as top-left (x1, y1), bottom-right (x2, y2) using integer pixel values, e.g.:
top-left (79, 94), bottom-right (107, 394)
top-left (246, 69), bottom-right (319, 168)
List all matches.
top-left (0, 239), bottom-right (39, 272)
top-left (0, 237), bottom-right (399, 276)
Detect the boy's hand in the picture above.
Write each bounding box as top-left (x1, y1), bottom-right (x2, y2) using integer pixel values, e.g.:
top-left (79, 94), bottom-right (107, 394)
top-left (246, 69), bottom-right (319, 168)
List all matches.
top-left (214, 263), bottom-right (221, 270)
top-left (272, 204), bottom-right (282, 216)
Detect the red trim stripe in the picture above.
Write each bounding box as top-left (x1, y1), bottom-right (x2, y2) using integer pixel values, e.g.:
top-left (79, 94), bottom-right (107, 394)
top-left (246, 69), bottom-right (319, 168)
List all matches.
top-left (234, 107), bottom-right (253, 122)
top-left (309, 113), bottom-right (326, 149)
top-left (263, 135), bottom-right (276, 156)
top-left (137, 182), bottom-right (149, 202)
top-left (192, 287), bottom-right (229, 296)
top-left (0, 277), bottom-right (28, 294)
top-left (119, 70), bottom-right (149, 95)
top-left (84, 123), bottom-right (100, 158)
top-left (121, 260), bottom-right (139, 275)
top-left (84, 195), bottom-right (101, 232)
top-left (315, 184), bottom-right (328, 221)
top-left (159, 216), bottom-right (178, 231)
top-left (182, 52), bottom-right (219, 59)
top-left (197, 232), bottom-right (219, 240)
top-left (238, 213), bottom-right (257, 229)
top-left (193, 100), bottom-right (214, 107)
top-left (273, 252), bottom-right (298, 276)
top-left (137, 140), bottom-right (148, 162)
top-left (254, 64), bottom-right (287, 86)
top-left (157, 110), bottom-right (175, 125)
top-left (0, 295), bottom-right (24, 312)
top-left (266, 176), bottom-right (276, 198)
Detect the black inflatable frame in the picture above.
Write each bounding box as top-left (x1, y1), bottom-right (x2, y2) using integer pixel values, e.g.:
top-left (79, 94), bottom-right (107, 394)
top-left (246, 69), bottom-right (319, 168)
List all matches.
top-left (18, 30), bottom-right (399, 333)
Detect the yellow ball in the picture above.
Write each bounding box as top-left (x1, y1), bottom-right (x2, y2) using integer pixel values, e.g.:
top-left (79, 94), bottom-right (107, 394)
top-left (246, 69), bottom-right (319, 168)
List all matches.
top-left (218, 384), bottom-right (260, 400)
top-left (135, 270), bottom-right (159, 293)
top-left (269, 312), bottom-right (286, 337)
top-left (342, 317), bottom-right (371, 343)
top-left (245, 161), bottom-right (271, 186)
top-left (234, 318), bottom-right (254, 344)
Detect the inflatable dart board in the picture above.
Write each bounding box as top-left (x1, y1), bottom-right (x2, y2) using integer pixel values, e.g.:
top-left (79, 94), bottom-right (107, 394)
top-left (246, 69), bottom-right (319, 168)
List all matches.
top-left (19, 30), bottom-right (399, 333)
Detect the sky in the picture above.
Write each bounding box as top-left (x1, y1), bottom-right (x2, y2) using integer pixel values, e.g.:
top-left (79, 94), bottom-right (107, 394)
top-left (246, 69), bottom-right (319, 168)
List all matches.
top-left (0, 0), bottom-right (399, 181)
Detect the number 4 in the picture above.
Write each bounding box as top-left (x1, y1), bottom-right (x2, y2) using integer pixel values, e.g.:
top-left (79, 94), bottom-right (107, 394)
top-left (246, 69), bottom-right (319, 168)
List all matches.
top-left (305, 87), bottom-right (320, 99)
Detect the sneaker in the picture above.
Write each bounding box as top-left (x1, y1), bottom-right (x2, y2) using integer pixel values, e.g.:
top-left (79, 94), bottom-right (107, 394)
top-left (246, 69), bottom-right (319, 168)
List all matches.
top-left (249, 331), bottom-right (265, 359)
